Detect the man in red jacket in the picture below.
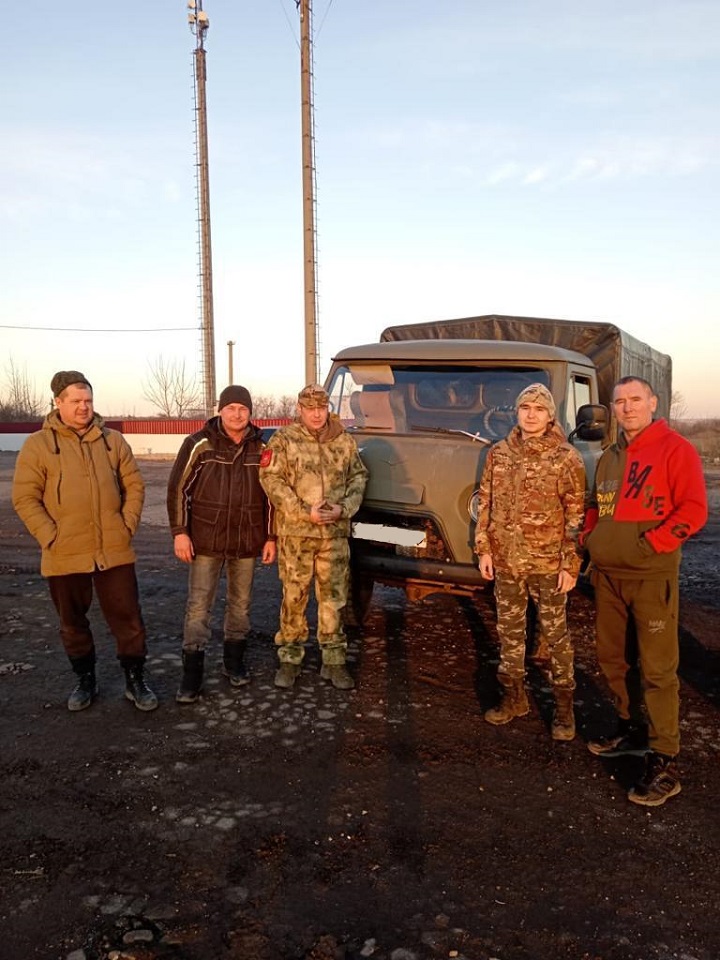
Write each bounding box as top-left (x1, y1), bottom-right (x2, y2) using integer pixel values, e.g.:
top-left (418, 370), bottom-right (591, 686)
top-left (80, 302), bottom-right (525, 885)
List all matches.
top-left (583, 377), bottom-right (707, 806)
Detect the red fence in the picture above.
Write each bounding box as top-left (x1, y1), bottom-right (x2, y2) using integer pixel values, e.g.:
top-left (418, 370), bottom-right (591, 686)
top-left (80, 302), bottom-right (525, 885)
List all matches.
top-left (1, 418), bottom-right (292, 435)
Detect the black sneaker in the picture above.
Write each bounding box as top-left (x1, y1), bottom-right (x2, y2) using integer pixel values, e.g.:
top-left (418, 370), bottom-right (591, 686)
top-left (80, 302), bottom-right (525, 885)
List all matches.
top-left (587, 733), bottom-right (650, 758)
top-left (628, 752), bottom-right (681, 807)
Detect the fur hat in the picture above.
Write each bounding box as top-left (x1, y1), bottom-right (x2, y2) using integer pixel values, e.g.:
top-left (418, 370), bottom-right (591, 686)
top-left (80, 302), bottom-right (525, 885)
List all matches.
top-left (218, 385), bottom-right (253, 413)
top-left (297, 383), bottom-right (330, 408)
top-left (50, 370), bottom-right (92, 397)
top-left (515, 383), bottom-right (556, 419)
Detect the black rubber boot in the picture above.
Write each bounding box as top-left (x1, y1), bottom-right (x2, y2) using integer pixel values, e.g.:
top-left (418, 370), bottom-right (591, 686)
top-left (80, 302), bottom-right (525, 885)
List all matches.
top-left (122, 658), bottom-right (159, 712)
top-left (67, 653), bottom-right (97, 712)
top-left (222, 640), bottom-right (250, 687)
top-left (176, 650), bottom-right (205, 704)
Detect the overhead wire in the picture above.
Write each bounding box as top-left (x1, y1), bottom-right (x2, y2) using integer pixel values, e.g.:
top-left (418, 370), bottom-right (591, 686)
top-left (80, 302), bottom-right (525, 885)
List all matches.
top-left (0, 324), bottom-right (197, 333)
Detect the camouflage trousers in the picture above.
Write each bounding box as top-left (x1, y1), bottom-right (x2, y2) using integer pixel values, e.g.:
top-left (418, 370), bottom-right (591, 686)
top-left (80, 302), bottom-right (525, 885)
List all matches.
top-left (275, 536), bottom-right (350, 665)
top-left (494, 571), bottom-right (574, 687)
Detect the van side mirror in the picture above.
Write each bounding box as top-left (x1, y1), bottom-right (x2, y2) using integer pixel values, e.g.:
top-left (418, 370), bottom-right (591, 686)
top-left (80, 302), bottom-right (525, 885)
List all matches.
top-left (570, 404), bottom-right (608, 442)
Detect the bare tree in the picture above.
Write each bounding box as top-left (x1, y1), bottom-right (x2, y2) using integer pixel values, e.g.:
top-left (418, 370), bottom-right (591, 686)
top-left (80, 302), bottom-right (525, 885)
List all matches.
top-left (670, 390), bottom-right (688, 428)
top-left (252, 395), bottom-right (277, 419)
top-left (275, 395), bottom-right (297, 418)
top-left (143, 357), bottom-right (201, 418)
top-left (0, 358), bottom-right (44, 421)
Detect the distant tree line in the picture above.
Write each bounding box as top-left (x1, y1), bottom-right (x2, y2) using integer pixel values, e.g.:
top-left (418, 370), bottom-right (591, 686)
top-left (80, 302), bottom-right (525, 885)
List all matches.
top-left (2, 359), bottom-right (718, 460)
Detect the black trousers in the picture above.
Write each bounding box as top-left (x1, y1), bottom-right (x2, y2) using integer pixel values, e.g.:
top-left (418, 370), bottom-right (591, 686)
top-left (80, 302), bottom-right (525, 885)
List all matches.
top-left (47, 564), bottom-right (147, 661)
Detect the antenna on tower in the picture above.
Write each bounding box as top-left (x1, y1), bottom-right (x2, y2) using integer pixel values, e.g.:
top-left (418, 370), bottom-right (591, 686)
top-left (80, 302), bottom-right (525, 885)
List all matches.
top-left (188, 0), bottom-right (216, 417)
top-left (298, 0), bottom-right (320, 385)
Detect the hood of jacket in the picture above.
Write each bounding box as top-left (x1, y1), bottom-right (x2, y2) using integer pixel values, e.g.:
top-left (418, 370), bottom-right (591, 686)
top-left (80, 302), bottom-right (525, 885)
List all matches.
top-left (617, 418), bottom-right (668, 451)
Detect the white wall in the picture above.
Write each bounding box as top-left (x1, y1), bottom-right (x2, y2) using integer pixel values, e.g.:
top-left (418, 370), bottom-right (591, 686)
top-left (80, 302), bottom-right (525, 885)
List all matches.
top-left (1, 433), bottom-right (182, 456)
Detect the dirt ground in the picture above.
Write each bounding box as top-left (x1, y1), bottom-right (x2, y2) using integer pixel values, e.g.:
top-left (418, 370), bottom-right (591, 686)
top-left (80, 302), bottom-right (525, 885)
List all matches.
top-left (1, 451), bottom-right (719, 960)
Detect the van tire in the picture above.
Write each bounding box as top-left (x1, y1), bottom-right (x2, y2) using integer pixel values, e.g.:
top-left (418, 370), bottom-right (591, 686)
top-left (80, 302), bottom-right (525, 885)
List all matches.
top-left (345, 571), bottom-right (375, 627)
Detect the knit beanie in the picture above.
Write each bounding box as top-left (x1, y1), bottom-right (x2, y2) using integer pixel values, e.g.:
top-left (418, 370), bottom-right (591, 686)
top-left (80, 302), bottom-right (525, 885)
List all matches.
top-left (51, 370), bottom-right (92, 397)
top-left (218, 385), bottom-right (253, 413)
top-left (515, 383), bottom-right (556, 419)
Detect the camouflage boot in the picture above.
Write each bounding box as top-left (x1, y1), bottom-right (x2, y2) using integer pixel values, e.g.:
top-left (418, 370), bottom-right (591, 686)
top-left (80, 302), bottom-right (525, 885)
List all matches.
top-left (320, 664), bottom-right (355, 690)
top-left (274, 642), bottom-right (303, 689)
top-left (320, 645), bottom-right (355, 690)
top-left (274, 663), bottom-right (301, 689)
top-left (484, 677), bottom-right (529, 725)
top-left (551, 686), bottom-right (576, 741)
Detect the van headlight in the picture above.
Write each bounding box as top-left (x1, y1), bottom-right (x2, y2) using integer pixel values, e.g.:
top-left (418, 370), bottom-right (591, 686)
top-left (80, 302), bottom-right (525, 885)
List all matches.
top-left (468, 489), bottom-right (481, 523)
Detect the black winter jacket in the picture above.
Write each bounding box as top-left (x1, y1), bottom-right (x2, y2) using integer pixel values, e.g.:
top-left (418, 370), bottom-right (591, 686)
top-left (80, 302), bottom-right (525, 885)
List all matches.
top-left (167, 418), bottom-right (274, 559)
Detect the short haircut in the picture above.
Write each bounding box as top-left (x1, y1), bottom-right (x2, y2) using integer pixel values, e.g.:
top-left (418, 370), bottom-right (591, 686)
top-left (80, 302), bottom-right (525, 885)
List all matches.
top-left (613, 376), bottom-right (655, 397)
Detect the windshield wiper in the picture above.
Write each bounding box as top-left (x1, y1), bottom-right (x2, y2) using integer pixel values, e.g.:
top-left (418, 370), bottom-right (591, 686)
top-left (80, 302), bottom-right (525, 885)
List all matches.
top-left (411, 425), bottom-right (491, 444)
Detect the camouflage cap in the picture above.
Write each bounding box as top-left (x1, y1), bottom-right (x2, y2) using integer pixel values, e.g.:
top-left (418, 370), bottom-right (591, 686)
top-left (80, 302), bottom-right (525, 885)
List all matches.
top-left (515, 383), bottom-right (556, 419)
top-left (298, 383), bottom-right (330, 408)
top-left (50, 370), bottom-right (93, 397)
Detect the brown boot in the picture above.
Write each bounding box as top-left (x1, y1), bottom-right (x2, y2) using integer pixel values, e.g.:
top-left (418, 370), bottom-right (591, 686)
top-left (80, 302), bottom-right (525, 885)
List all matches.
top-left (551, 687), bottom-right (576, 741)
top-left (484, 677), bottom-right (529, 725)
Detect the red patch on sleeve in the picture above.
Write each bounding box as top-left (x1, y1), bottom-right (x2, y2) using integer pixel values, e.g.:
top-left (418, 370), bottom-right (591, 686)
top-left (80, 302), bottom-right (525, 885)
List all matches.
top-left (260, 449), bottom-right (272, 467)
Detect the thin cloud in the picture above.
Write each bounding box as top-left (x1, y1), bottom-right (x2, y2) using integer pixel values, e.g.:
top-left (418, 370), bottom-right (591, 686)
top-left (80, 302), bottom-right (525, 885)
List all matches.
top-left (0, 127), bottom-right (187, 224)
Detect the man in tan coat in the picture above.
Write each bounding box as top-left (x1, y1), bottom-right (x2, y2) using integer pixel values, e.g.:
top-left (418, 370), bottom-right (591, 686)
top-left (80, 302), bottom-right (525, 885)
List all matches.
top-left (12, 371), bottom-right (157, 712)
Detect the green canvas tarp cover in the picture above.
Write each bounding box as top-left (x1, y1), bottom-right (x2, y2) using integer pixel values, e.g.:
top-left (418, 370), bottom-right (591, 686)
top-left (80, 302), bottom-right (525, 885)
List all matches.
top-left (380, 314), bottom-right (672, 418)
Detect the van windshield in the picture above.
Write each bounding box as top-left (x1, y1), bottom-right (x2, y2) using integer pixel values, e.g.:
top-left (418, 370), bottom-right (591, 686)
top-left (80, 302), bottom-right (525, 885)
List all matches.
top-left (327, 365), bottom-right (551, 439)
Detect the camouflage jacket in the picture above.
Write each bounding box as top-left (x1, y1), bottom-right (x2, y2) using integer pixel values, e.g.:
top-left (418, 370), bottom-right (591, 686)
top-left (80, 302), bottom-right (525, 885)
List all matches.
top-left (259, 416), bottom-right (368, 539)
top-left (474, 424), bottom-right (586, 577)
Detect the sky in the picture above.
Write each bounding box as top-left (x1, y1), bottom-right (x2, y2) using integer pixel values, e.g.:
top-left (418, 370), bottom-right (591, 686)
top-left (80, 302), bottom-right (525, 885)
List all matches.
top-left (2, 0), bottom-right (719, 418)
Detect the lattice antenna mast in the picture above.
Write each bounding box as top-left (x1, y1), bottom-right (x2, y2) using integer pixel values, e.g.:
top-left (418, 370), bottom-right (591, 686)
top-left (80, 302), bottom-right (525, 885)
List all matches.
top-left (188, 0), bottom-right (216, 416)
top-left (298, 0), bottom-right (320, 385)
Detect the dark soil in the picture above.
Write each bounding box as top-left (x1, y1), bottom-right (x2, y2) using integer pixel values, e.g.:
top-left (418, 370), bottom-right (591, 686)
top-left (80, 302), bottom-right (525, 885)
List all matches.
top-left (1, 452), bottom-right (719, 960)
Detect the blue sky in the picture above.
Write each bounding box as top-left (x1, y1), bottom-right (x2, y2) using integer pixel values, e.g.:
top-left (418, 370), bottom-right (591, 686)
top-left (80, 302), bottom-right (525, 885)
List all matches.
top-left (2, 0), bottom-right (718, 417)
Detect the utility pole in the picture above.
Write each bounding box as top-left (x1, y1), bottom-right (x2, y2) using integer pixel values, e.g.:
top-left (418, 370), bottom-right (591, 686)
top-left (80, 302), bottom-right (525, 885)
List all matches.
top-left (227, 340), bottom-right (235, 384)
top-left (188, 0), bottom-right (217, 417)
top-left (299, 0), bottom-right (320, 385)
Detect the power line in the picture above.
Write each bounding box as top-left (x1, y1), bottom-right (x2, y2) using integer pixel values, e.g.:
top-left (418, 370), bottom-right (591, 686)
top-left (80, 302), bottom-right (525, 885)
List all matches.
top-left (0, 324), bottom-right (197, 332)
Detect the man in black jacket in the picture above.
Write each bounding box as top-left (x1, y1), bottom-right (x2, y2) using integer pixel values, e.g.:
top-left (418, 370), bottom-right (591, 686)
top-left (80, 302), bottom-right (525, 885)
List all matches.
top-left (167, 385), bottom-right (276, 702)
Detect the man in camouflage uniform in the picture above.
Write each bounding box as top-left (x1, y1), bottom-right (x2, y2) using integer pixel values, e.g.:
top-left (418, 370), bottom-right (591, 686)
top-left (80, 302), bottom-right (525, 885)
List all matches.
top-left (259, 384), bottom-right (368, 690)
top-left (474, 383), bottom-right (586, 740)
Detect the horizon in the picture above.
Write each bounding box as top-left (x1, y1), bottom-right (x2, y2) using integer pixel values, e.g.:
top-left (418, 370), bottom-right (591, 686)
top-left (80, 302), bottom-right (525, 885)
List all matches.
top-left (2, 1), bottom-right (719, 418)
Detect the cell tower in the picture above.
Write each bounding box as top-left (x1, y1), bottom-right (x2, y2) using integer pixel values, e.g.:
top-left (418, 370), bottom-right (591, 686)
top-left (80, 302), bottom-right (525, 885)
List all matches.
top-left (188, 0), bottom-right (216, 416)
top-left (298, 0), bottom-right (320, 385)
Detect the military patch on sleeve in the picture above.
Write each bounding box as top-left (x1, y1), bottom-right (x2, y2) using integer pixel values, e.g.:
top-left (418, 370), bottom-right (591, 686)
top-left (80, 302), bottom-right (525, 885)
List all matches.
top-left (260, 449), bottom-right (272, 467)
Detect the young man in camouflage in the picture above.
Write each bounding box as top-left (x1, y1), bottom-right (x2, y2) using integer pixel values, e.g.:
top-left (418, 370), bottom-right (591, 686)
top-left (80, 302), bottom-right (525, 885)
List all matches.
top-left (474, 383), bottom-right (586, 740)
top-left (259, 384), bottom-right (368, 690)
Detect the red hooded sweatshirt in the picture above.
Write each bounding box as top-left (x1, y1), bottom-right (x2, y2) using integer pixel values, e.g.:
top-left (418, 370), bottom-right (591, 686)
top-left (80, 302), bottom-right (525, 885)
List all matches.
top-left (583, 419), bottom-right (707, 579)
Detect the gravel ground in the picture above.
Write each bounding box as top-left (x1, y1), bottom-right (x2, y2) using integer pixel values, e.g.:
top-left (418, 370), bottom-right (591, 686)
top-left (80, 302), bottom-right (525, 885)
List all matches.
top-left (1, 453), bottom-right (719, 960)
